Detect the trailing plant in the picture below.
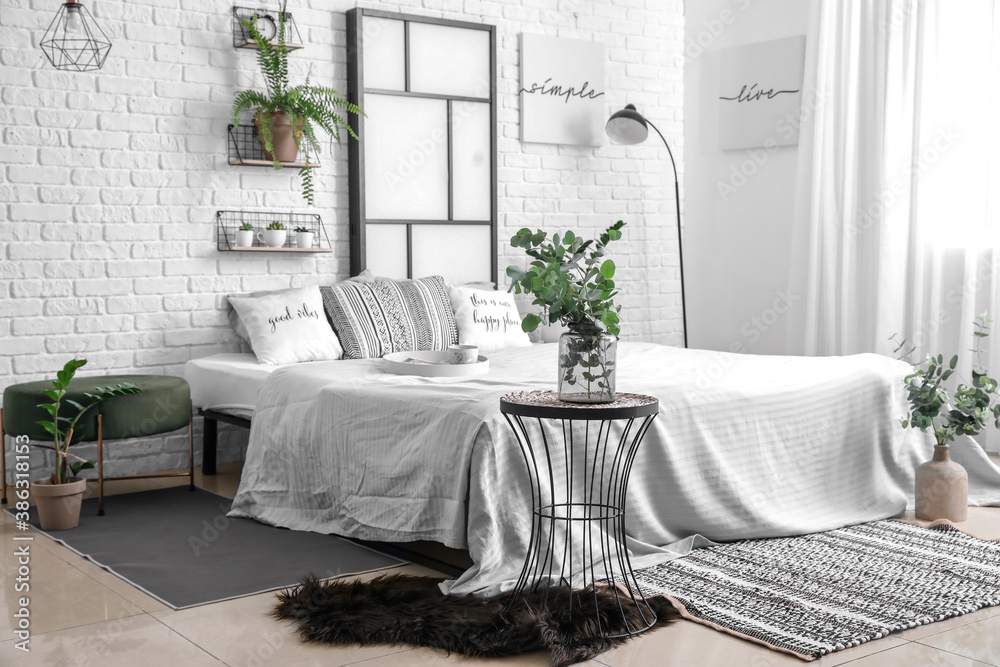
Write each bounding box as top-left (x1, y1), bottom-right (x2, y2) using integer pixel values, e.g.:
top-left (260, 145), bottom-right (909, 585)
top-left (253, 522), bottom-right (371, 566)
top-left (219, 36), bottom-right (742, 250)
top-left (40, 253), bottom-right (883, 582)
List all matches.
top-left (35, 359), bottom-right (141, 485)
top-left (507, 222), bottom-right (625, 401)
top-left (293, 226), bottom-right (311, 233)
top-left (893, 313), bottom-right (1000, 447)
top-left (231, 7), bottom-right (361, 206)
top-left (267, 221), bottom-right (286, 231)
top-left (239, 221), bottom-right (255, 231)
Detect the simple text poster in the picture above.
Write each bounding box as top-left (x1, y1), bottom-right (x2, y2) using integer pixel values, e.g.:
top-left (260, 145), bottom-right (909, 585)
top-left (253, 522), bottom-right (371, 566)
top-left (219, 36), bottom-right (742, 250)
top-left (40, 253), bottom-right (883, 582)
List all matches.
top-left (520, 34), bottom-right (606, 146)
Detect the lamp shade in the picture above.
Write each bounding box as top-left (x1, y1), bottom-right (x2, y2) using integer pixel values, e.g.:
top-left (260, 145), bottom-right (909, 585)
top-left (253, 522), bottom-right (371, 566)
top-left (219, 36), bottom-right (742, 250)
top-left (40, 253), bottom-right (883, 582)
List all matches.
top-left (605, 104), bottom-right (649, 145)
top-left (40, 0), bottom-right (112, 72)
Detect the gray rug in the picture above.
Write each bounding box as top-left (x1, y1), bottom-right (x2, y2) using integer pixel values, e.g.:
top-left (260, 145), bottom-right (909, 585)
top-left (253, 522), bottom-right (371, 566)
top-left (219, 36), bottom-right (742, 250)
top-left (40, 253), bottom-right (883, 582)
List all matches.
top-left (633, 520), bottom-right (1000, 661)
top-left (17, 487), bottom-right (405, 609)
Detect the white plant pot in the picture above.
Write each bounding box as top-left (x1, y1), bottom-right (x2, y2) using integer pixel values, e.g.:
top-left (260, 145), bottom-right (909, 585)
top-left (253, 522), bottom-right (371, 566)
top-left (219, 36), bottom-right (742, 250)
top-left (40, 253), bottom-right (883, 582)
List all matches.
top-left (235, 229), bottom-right (255, 248)
top-left (295, 231), bottom-right (315, 249)
top-left (259, 229), bottom-right (287, 248)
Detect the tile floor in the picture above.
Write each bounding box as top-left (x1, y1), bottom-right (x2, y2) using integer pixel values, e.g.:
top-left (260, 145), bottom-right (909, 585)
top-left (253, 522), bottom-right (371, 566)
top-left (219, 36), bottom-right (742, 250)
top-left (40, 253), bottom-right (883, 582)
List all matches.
top-left (3, 458), bottom-right (1000, 666)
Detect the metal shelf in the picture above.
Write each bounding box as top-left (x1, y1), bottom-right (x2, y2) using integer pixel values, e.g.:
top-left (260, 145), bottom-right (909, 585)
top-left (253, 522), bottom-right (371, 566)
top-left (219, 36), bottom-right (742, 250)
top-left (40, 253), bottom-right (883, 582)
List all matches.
top-left (232, 6), bottom-right (304, 51)
top-left (217, 210), bottom-right (331, 252)
top-left (227, 124), bottom-right (319, 169)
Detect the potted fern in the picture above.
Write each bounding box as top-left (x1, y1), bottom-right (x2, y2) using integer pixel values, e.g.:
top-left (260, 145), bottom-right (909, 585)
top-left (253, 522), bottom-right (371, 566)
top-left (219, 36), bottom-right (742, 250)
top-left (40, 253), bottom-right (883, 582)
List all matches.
top-left (507, 221), bottom-right (625, 403)
top-left (231, 10), bottom-right (361, 206)
top-left (32, 359), bottom-right (140, 530)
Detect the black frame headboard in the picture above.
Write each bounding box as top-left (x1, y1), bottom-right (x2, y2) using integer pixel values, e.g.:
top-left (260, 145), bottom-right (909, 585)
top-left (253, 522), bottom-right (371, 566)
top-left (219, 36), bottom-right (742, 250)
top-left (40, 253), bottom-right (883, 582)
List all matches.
top-left (346, 7), bottom-right (498, 285)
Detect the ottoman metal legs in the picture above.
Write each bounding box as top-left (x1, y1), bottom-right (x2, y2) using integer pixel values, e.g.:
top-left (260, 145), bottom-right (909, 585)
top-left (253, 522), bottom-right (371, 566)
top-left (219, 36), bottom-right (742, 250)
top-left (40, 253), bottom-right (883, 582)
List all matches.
top-left (95, 412), bottom-right (196, 516)
top-left (0, 407), bottom-right (195, 515)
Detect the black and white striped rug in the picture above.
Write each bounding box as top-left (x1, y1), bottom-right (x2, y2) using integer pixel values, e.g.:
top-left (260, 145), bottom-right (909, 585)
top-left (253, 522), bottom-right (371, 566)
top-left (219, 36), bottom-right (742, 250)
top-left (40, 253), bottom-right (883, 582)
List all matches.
top-left (633, 520), bottom-right (1000, 661)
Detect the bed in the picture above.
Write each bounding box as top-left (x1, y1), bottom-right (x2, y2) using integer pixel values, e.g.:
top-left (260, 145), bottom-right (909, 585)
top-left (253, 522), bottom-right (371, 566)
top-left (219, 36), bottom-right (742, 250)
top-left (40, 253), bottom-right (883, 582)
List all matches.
top-left (187, 341), bottom-right (1000, 597)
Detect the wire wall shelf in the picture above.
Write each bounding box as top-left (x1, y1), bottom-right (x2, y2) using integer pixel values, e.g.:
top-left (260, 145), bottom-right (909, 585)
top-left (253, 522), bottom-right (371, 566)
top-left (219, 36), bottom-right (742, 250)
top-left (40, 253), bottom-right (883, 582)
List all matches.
top-left (227, 124), bottom-right (319, 168)
top-left (217, 210), bottom-right (332, 253)
top-left (232, 6), bottom-right (304, 51)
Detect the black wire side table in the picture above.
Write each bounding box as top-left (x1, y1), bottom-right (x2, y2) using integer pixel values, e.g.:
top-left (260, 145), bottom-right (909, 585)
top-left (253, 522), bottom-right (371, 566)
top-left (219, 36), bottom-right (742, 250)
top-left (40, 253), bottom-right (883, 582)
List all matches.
top-left (499, 389), bottom-right (659, 638)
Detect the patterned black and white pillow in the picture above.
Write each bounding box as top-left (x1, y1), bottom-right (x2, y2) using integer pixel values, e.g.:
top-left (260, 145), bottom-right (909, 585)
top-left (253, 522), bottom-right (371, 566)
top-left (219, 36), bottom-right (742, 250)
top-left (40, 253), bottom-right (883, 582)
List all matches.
top-left (320, 275), bottom-right (458, 359)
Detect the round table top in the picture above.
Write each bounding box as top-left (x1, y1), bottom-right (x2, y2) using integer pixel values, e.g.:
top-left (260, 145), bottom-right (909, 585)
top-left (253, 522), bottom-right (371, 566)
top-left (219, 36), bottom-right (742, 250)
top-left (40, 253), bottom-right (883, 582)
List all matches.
top-left (500, 390), bottom-right (659, 420)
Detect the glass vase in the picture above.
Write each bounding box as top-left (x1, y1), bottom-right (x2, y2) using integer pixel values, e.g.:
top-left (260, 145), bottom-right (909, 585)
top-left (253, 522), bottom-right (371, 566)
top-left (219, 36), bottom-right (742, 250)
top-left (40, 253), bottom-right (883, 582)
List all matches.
top-left (557, 326), bottom-right (617, 403)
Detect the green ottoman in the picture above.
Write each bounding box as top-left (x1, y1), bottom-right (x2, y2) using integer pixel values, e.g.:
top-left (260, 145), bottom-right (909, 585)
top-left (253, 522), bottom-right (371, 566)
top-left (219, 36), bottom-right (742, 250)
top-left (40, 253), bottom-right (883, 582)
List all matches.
top-left (1, 375), bottom-right (193, 515)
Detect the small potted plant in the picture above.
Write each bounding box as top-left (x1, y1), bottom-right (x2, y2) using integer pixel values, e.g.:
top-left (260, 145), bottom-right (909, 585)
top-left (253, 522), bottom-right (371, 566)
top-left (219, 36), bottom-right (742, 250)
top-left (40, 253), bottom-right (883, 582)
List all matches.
top-left (32, 359), bottom-right (140, 530)
top-left (231, 9), bottom-right (361, 206)
top-left (236, 221), bottom-right (255, 248)
top-left (294, 226), bottom-right (314, 249)
top-left (507, 221), bottom-right (625, 403)
top-left (261, 221), bottom-right (287, 248)
top-left (895, 313), bottom-right (1000, 521)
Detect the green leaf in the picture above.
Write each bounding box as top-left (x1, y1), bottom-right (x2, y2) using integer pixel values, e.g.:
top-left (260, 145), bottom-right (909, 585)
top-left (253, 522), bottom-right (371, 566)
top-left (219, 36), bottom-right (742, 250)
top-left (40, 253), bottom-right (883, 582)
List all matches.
top-left (521, 313), bottom-right (542, 333)
top-left (950, 355), bottom-right (958, 369)
top-left (36, 421), bottom-right (57, 436)
top-left (599, 259), bottom-right (615, 280)
top-left (70, 460), bottom-right (96, 475)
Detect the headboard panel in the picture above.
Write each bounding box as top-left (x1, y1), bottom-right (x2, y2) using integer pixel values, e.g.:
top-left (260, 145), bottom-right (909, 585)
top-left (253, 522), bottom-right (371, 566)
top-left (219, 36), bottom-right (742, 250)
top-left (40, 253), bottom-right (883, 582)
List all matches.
top-left (347, 8), bottom-right (498, 285)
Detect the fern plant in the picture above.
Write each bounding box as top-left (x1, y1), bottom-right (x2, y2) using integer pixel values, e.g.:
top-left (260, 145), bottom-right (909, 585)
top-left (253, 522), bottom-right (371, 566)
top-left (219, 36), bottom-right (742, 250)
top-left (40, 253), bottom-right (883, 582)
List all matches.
top-left (231, 9), bottom-right (361, 206)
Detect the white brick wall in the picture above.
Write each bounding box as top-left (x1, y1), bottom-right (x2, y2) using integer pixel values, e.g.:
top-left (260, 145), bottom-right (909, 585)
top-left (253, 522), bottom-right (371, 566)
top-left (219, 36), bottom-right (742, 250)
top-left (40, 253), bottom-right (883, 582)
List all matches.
top-left (1, 0), bottom-right (683, 476)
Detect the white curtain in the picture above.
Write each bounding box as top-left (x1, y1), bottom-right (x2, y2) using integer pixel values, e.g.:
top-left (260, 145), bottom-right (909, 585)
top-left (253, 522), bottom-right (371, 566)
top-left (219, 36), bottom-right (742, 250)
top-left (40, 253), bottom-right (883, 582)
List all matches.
top-left (790, 0), bottom-right (1000, 452)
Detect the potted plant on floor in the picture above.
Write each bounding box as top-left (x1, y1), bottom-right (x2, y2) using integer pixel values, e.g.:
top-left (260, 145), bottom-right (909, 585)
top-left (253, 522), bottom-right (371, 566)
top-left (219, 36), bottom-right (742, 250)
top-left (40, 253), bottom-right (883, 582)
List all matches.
top-left (231, 8), bottom-right (361, 206)
top-left (896, 313), bottom-right (1000, 521)
top-left (31, 359), bottom-right (141, 530)
top-left (507, 221), bottom-right (625, 403)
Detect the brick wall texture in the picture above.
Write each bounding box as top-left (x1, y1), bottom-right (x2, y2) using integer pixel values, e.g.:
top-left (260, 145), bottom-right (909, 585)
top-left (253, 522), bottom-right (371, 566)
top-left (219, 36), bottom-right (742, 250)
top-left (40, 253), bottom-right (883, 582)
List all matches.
top-left (1, 0), bottom-right (684, 476)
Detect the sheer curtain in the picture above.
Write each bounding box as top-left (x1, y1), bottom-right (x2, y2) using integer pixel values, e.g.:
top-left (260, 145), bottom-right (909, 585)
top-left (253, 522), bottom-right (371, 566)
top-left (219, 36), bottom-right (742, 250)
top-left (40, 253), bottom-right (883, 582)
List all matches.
top-left (789, 0), bottom-right (1000, 452)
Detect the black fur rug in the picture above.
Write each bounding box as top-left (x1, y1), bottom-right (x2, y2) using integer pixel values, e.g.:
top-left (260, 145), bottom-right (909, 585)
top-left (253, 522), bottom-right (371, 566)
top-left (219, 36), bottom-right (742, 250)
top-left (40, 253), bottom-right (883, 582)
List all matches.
top-left (273, 574), bottom-right (678, 666)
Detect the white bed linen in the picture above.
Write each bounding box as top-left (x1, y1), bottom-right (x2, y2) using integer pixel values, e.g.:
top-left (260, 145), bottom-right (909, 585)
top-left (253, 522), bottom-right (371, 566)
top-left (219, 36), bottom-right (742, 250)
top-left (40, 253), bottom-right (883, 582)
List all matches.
top-left (185, 353), bottom-right (284, 416)
top-left (227, 343), bottom-right (1000, 596)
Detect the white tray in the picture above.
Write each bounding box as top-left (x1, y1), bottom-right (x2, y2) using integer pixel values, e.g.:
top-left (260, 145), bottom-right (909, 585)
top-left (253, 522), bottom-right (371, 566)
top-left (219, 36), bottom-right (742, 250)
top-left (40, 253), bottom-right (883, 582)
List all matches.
top-left (382, 351), bottom-right (490, 377)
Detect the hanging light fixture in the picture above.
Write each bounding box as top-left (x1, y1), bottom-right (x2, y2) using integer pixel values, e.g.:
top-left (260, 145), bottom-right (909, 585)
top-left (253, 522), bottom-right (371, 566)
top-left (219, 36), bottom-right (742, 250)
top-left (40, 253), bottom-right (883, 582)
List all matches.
top-left (40, 0), bottom-right (112, 72)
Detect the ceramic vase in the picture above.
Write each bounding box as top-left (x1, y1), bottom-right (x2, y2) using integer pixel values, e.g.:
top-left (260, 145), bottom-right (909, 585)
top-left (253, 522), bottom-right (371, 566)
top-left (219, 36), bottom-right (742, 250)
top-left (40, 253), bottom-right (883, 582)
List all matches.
top-left (915, 445), bottom-right (968, 522)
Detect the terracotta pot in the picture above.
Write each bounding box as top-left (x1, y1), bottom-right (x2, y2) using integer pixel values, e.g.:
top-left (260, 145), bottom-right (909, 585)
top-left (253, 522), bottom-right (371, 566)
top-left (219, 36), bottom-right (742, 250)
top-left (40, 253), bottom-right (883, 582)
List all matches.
top-left (915, 445), bottom-right (968, 522)
top-left (31, 478), bottom-right (88, 531)
top-left (254, 111), bottom-right (300, 163)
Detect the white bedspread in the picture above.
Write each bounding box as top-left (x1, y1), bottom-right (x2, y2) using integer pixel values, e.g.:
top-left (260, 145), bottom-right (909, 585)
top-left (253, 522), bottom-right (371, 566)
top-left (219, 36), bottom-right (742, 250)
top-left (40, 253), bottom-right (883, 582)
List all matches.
top-left (228, 343), bottom-right (1000, 596)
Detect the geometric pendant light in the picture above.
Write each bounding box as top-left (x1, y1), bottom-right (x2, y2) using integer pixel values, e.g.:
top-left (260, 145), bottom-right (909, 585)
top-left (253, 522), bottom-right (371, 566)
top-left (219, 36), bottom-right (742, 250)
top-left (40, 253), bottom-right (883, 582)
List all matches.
top-left (40, 0), bottom-right (112, 72)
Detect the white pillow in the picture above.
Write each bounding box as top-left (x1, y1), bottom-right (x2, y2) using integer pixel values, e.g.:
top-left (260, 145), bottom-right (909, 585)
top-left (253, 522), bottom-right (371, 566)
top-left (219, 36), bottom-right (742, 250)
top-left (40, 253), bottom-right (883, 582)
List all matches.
top-left (228, 286), bottom-right (343, 365)
top-left (228, 271), bottom-right (376, 344)
top-left (447, 285), bottom-right (532, 352)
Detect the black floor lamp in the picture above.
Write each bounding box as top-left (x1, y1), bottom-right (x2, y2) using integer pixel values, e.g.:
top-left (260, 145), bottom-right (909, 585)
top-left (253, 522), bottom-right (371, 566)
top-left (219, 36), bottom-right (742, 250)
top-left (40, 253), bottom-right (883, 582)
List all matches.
top-left (605, 104), bottom-right (687, 348)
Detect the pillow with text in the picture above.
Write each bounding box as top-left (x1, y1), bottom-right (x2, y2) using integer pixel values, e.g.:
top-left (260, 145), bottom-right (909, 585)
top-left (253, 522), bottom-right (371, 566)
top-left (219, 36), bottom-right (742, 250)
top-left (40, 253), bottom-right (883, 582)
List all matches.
top-left (228, 285), bottom-right (343, 365)
top-left (447, 285), bottom-right (532, 352)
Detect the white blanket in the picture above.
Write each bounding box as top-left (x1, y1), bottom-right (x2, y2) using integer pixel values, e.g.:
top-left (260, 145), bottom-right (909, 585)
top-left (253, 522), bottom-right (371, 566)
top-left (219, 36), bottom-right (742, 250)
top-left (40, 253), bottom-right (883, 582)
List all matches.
top-left (228, 343), bottom-right (1000, 596)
